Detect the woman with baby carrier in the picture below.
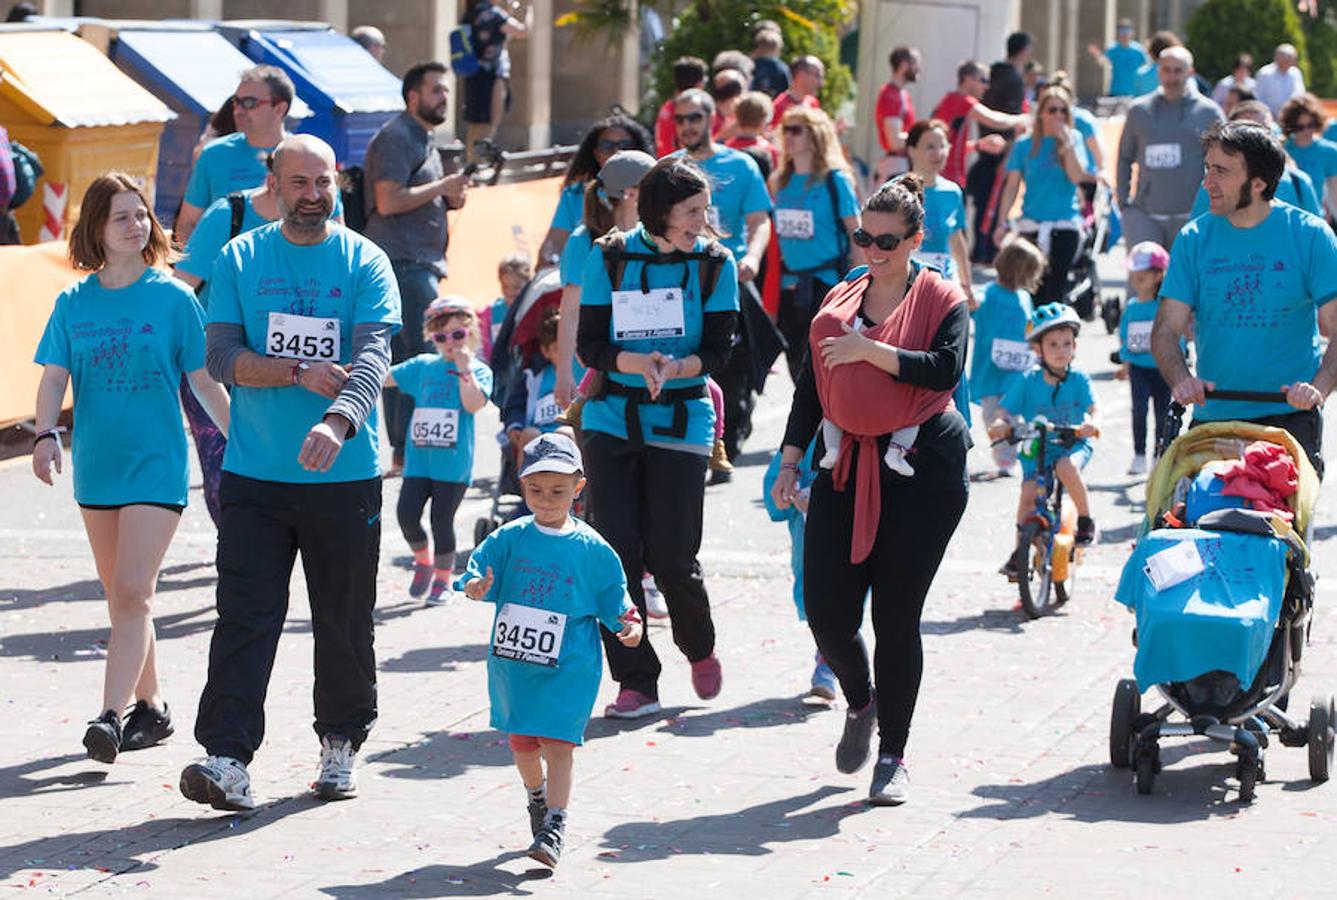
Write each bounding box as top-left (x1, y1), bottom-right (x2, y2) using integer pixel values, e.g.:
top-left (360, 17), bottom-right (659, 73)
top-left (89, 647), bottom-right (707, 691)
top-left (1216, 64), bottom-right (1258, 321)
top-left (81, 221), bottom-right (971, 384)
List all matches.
top-left (771, 175), bottom-right (970, 806)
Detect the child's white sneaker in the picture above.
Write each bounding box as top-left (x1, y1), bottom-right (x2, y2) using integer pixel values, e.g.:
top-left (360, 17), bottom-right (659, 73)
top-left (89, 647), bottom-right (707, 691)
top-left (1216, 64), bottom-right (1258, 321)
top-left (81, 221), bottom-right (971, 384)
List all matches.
top-left (1127, 454), bottom-right (1148, 476)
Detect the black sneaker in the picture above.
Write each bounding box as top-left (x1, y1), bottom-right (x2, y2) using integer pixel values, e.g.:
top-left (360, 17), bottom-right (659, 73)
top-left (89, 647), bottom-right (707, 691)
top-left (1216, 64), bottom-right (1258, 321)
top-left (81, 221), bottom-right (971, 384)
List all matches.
top-left (120, 700), bottom-right (174, 752)
top-left (528, 813), bottom-right (565, 868)
top-left (527, 796), bottom-right (548, 837)
top-left (1076, 516), bottom-right (1097, 546)
top-left (868, 754), bottom-right (910, 806)
top-left (835, 691), bottom-right (877, 774)
top-left (83, 710), bottom-right (122, 764)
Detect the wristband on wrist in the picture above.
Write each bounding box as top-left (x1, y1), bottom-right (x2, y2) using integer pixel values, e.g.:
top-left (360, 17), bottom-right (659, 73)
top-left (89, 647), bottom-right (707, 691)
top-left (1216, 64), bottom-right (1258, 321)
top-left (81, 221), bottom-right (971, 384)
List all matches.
top-left (33, 426), bottom-right (65, 447)
top-left (780, 462), bottom-right (801, 473)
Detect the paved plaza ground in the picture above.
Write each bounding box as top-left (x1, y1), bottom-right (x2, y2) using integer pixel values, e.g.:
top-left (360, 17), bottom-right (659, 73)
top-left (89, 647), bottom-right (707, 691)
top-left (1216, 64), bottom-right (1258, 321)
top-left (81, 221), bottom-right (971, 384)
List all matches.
top-left (3, 255), bottom-right (1336, 897)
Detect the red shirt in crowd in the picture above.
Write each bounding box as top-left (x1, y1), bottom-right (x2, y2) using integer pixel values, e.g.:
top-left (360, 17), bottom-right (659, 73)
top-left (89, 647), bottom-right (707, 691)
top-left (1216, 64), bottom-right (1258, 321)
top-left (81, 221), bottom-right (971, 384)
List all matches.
top-left (875, 82), bottom-right (916, 154)
top-left (770, 91), bottom-right (820, 128)
top-left (930, 90), bottom-right (978, 186)
top-left (726, 134), bottom-right (780, 171)
top-left (656, 97), bottom-right (678, 158)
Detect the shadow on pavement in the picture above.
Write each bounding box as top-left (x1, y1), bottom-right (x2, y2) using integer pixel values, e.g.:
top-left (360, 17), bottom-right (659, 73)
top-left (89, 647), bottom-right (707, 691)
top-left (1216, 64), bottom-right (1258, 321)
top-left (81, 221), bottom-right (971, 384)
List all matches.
top-left (0, 605), bottom-right (216, 664)
top-left (582, 706), bottom-right (695, 740)
top-left (647, 695), bottom-right (834, 738)
top-left (597, 785), bottom-right (863, 861)
top-left (0, 753), bottom-right (110, 799)
top-left (0, 562), bottom-right (214, 613)
top-left (922, 608), bottom-right (1026, 636)
top-left (1088, 480), bottom-right (1145, 512)
top-left (367, 728), bottom-right (514, 780)
top-left (319, 851), bottom-right (550, 898)
top-left (379, 644), bottom-right (489, 673)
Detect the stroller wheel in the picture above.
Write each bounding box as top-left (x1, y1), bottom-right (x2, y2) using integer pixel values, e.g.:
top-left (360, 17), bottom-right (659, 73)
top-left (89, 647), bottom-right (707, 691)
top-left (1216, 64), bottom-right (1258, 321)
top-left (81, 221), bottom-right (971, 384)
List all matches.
top-left (1101, 294), bottom-right (1122, 334)
top-left (1309, 694), bottom-right (1335, 783)
top-left (1109, 679), bottom-right (1140, 769)
top-left (473, 517), bottom-right (494, 548)
top-left (1236, 757), bottom-right (1260, 803)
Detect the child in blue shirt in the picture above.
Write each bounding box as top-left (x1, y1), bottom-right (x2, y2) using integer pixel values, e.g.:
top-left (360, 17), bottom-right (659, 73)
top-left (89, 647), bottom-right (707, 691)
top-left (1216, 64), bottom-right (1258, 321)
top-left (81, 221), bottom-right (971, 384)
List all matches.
top-left (970, 238), bottom-right (1045, 477)
top-left (460, 432), bottom-right (643, 869)
top-left (385, 296), bottom-right (493, 605)
top-left (988, 303), bottom-right (1101, 576)
top-left (503, 310), bottom-right (580, 453)
top-left (1114, 241), bottom-right (1172, 476)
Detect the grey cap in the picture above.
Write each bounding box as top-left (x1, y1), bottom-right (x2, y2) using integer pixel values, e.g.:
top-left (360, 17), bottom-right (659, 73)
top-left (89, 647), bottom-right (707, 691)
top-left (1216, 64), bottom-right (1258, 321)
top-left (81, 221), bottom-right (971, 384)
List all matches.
top-left (520, 432), bottom-right (583, 478)
top-left (598, 150), bottom-right (656, 200)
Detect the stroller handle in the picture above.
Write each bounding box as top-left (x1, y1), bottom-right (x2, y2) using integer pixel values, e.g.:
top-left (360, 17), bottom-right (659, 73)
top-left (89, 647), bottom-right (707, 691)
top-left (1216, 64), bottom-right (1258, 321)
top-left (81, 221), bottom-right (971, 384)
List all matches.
top-left (1203, 389), bottom-right (1290, 403)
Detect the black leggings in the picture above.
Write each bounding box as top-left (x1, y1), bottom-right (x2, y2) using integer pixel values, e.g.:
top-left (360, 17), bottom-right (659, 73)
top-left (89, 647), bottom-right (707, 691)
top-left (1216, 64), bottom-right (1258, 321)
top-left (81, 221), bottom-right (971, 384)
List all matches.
top-left (396, 478), bottom-right (467, 566)
top-left (777, 279), bottom-right (833, 384)
top-left (1129, 364), bottom-right (1171, 456)
top-left (804, 462), bottom-right (967, 757)
top-left (1019, 229), bottom-right (1082, 304)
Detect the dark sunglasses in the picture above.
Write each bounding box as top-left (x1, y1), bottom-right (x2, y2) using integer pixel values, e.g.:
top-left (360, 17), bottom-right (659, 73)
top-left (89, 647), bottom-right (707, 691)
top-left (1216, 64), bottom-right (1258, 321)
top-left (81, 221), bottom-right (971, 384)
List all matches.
top-left (674, 112), bottom-right (707, 124)
top-left (431, 328), bottom-right (470, 343)
top-left (232, 96), bottom-right (277, 110)
top-left (597, 138), bottom-right (637, 153)
top-left (851, 228), bottom-right (906, 251)
top-left (1291, 121), bottom-right (1320, 132)
top-left (1043, 105), bottom-right (1069, 115)
top-left (781, 124), bottom-right (807, 136)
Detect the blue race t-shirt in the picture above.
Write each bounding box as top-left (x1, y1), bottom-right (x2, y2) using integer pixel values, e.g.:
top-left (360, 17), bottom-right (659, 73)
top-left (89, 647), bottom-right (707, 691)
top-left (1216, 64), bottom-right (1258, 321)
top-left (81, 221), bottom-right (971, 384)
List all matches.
top-left (1189, 166), bottom-right (1321, 219)
top-left (772, 168), bottom-right (858, 287)
top-left (1105, 42), bottom-right (1149, 96)
top-left (1160, 203), bottom-right (1337, 421)
top-left (1134, 61), bottom-right (1159, 96)
top-left (1071, 108), bottom-right (1101, 174)
top-left (1006, 133), bottom-right (1089, 221)
top-left (559, 224), bottom-right (594, 288)
top-left (176, 192), bottom-right (269, 310)
top-left (1118, 297), bottom-right (1161, 369)
top-left (1326, 122), bottom-right (1337, 144)
top-left (391, 352), bottom-right (493, 483)
top-left (550, 181), bottom-right (585, 233)
top-left (184, 133), bottom-right (276, 210)
top-left (579, 227), bottom-right (740, 452)
top-left (1285, 138), bottom-right (1337, 209)
top-left (969, 282), bottom-right (1035, 399)
top-left (208, 222), bottom-right (402, 483)
top-left (1000, 366), bottom-right (1097, 462)
top-left (914, 175), bottom-right (968, 280)
top-left (524, 361), bottom-right (582, 432)
top-left (671, 145), bottom-right (772, 260)
top-left (459, 517), bottom-right (633, 744)
top-left (34, 268), bottom-right (205, 506)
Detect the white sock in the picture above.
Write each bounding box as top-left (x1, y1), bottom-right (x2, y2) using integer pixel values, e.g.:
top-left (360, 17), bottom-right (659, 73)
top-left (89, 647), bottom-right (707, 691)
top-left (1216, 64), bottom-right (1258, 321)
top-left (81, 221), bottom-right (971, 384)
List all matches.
top-left (819, 419), bottom-right (843, 468)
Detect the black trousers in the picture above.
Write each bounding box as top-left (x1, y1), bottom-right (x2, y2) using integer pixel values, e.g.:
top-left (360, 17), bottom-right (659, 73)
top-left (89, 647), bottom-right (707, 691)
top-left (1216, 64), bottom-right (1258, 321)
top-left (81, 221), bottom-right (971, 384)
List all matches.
top-left (583, 431), bottom-right (713, 699)
top-left (804, 461), bottom-right (967, 757)
top-left (777, 279), bottom-right (832, 384)
top-left (396, 477), bottom-right (467, 561)
top-left (1129, 364), bottom-right (1171, 456)
top-left (715, 337), bottom-right (755, 461)
top-left (966, 152), bottom-right (1003, 262)
top-left (1018, 229), bottom-right (1082, 304)
top-left (195, 473), bottom-right (382, 763)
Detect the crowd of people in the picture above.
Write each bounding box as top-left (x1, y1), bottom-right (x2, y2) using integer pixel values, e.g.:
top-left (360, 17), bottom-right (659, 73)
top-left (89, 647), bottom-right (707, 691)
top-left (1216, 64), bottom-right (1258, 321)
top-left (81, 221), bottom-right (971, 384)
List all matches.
top-left (19, 12), bottom-right (1337, 872)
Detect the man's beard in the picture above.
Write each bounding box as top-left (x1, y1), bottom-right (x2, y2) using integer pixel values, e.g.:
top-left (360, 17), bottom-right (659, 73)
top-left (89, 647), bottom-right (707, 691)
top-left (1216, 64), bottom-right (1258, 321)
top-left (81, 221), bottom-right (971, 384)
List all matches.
top-left (682, 131), bottom-right (709, 153)
top-left (281, 196), bottom-right (333, 230)
top-left (417, 99), bottom-right (447, 126)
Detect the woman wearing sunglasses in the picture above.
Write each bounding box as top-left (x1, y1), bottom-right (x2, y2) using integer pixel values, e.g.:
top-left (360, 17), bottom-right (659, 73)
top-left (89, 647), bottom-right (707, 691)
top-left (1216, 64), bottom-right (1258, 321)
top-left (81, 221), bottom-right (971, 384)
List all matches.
top-left (993, 85), bottom-right (1091, 303)
top-left (770, 106), bottom-right (862, 380)
top-left (384, 297), bottom-right (493, 606)
top-left (771, 176), bottom-right (970, 806)
top-left (1279, 94), bottom-right (1337, 223)
top-left (540, 114), bottom-right (654, 264)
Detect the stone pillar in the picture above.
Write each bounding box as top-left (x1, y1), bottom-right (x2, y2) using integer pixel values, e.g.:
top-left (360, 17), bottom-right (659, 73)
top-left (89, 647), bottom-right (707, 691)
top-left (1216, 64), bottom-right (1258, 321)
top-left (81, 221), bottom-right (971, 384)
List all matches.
top-left (317, 0), bottom-right (349, 33)
top-left (1075, 0), bottom-right (1118, 101)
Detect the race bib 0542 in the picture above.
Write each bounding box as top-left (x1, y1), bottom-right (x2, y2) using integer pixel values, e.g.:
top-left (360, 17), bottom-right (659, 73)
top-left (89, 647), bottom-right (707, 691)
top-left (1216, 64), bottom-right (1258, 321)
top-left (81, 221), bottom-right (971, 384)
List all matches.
top-left (410, 407), bottom-right (459, 448)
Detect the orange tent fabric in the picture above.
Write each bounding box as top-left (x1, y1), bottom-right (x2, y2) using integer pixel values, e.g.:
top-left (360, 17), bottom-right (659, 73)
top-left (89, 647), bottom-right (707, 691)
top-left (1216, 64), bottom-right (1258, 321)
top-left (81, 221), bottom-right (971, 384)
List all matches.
top-left (441, 176), bottom-right (563, 305)
top-left (0, 241), bottom-right (79, 427)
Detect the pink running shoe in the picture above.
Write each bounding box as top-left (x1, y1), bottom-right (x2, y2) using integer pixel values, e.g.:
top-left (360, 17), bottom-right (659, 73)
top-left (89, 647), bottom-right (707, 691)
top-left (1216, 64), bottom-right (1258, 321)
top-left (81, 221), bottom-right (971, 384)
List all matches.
top-left (604, 689), bottom-right (661, 719)
top-left (690, 654), bottom-right (722, 700)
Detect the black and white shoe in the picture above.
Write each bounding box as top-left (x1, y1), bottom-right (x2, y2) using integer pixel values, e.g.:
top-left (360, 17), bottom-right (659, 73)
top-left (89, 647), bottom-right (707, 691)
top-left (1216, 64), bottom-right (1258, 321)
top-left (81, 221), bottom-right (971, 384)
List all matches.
top-left (868, 755), bottom-right (910, 806)
top-left (527, 812), bottom-right (565, 868)
top-left (82, 710), bottom-right (122, 764)
top-left (312, 735), bottom-right (358, 801)
top-left (120, 700), bottom-right (174, 751)
top-left (527, 796), bottom-right (548, 837)
top-left (180, 756), bottom-right (256, 811)
top-left (835, 691), bottom-right (877, 774)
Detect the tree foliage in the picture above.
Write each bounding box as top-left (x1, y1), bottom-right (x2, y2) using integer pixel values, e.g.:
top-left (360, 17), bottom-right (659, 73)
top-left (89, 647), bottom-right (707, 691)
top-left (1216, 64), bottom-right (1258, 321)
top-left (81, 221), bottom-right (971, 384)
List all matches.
top-left (1185, 0), bottom-right (1310, 84)
top-left (1297, 0), bottom-right (1337, 97)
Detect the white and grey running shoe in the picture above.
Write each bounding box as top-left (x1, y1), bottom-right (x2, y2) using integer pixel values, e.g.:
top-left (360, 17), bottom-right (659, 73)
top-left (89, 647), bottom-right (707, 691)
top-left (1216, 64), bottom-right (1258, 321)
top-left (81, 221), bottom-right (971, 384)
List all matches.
top-left (312, 734), bottom-right (358, 801)
top-left (180, 756), bottom-right (256, 811)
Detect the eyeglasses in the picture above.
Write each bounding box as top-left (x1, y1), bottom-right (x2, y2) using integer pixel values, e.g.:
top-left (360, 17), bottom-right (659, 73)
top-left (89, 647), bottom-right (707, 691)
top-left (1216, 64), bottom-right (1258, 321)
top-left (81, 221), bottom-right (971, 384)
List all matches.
top-left (674, 112), bottom-right (707, 125)
top-left (1042, 106), bottom-right (1068, 116)
top-left (597, 138), bottom-right (637, 152)
top-left (233, 96), bottom-right (277, 110)
top-left (431, 328), bottom-right (470, 344)
top-left (851, 228), bottom-right (906, 251)
top-left (781, 124), bottom-right (807, 136)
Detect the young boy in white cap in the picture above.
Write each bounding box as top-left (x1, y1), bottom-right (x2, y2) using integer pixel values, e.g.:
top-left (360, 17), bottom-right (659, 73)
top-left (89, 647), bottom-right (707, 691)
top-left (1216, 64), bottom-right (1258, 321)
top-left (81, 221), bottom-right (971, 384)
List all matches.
top-left (458, 432), bottom-right (643, 868)
top-left (1114, 240), bottom-right (1173, 475)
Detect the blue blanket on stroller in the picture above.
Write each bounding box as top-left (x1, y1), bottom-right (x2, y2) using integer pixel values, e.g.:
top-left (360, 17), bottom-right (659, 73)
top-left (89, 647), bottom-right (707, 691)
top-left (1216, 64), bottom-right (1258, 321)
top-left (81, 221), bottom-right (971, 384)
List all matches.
top-left (1115, 528), bottom-right (1289, 691)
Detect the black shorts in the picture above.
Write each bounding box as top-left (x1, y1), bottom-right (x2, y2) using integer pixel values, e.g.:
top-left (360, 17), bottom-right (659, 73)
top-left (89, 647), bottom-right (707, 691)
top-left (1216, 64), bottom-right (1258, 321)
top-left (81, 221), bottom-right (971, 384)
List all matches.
top-left (78, 502), bottom-right (185, 515)
top-left (463, 71), bottom-right (511, 125)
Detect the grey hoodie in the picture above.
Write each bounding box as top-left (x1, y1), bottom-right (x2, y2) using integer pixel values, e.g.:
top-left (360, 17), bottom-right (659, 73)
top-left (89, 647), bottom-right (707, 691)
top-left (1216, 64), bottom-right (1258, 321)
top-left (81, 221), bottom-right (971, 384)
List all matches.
top-left (1117, 88), bottom-right (1224, 215)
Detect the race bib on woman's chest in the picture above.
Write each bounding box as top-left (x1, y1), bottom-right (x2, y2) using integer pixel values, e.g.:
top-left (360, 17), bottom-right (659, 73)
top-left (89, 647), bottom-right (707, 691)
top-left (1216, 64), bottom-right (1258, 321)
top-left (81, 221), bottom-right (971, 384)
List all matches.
top-left (611, 287), bottom-right (686, 341)
top-left (775, 208), bottom-right (815, 240)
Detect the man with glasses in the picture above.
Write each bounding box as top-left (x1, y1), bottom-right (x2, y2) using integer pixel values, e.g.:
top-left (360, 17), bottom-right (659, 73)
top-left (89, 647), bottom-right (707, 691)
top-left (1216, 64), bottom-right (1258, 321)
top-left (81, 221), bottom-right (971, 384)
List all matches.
top-left (363, 61), bottom-right (470, 474)
top-left (671, 88), bottom-right (772, 464)
top-left (176, 66), bottom-right (294, 244)
top-left (181, 134), bottom-right (401, 812)
top-left (1117, 46), bottom-right (1222, 253)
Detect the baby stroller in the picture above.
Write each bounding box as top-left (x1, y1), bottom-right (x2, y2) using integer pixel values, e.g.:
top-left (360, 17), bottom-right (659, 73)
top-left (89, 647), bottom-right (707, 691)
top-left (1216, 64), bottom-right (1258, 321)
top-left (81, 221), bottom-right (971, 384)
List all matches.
top-left (1063, 181), bottom-right (1118, 323)
top-left (474, 265), bottom-right (563, 545)
top-left (1109, 391), bottom-right (1332, 801)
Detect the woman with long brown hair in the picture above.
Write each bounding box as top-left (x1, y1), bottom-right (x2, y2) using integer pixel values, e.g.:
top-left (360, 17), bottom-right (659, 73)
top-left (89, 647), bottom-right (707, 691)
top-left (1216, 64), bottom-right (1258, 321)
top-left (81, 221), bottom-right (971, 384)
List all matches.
top-left (31, 172), bottom-right (229, 764)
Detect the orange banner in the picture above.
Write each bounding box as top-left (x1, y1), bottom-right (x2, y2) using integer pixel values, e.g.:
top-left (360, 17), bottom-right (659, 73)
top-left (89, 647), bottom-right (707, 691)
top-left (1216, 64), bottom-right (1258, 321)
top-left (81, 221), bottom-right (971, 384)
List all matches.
top-left (441, 176), bottom-right (563, 305)
top-left (0, 241), bottom-right (79, 428)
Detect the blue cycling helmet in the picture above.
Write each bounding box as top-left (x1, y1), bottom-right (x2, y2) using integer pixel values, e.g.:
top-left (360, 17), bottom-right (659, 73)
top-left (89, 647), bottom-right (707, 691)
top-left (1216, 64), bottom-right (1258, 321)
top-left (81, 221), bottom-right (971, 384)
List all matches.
top-left (1028, 302), bottom-right (1082, 343)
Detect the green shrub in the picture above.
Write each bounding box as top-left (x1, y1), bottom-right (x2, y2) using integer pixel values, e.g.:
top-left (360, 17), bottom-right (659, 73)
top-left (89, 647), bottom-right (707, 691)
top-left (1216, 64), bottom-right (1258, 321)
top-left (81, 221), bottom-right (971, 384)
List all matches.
top-left (1299, 1), bottom-right (1337, 97)
top-left (1185, 0), bottom-right (1309, 84)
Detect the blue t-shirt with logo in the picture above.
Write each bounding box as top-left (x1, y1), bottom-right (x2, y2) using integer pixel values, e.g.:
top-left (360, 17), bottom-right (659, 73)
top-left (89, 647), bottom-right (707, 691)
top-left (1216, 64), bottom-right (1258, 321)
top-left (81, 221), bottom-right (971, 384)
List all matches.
top-left (579, 227), bottom-right (739, 452)
top-left (34, 269), bottom-right (205, 506)
top-left (670, 145), bottom-right (772, 260)
top-left (459, 517), bottom-right (633, 744)
top-left (550, 181), bottom-right (585, 233)
top-left (208, 223), bottom-right (402, 483)
top-left (1105, 42), bottom-right (1149, 96)
top-left (1285, 138), bottom-right (1337, 209)
top-left (1160, 203), bottom-right (1337, 421)
top-left (1000, 366), bottom-right (1096, 463)
top-left (969, 282), bottom-right (1035, 399)
top-left (1118, 297), bottom-right (1162, 369)
top-left (772, 169), bottom-right (858, 287)
top-left (1189, 166), bottom-right (1321, 219)
top-left (1006, 132), bottom-right (1089, 221)
top-left (184, 133), bottom-right (276, 211)
top-left (391, 352), bottom-right (493, 483)
top-left (559, 224), bottom-right (594, 288)
top-left (914, 175), bottom-right (968, 280)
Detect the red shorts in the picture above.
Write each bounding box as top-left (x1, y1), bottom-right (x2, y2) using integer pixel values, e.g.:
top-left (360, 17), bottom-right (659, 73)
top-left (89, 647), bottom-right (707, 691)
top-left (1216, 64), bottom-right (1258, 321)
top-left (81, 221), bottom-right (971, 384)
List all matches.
top-left (508, 734), bottom-right (576, 753)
